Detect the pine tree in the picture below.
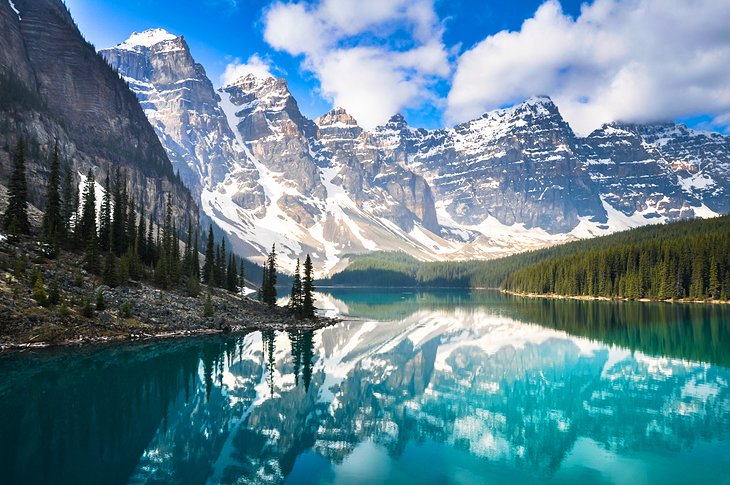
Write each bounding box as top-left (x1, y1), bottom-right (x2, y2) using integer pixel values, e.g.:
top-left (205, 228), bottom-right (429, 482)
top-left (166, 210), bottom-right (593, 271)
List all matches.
top-left (3, 139), bottom-right (30, 236)
top-left (61, 162), bottom-right (75, 242)
top-left (226, 254), bottom-right (238, 292)
top-left (78, 168), bottom-right (97, 246)
top-left (203, 292), bottom-right (214, 317)
top-left (32, 269), bottom-right (48, 306)
top-left (184, 220), bottom-right (193, 277)
top-left (98, 173), bottom-right (112, 251)
top-left (126, 197), bottom-right (136, 255)
top-left (146, 215), bottom-right (155, 266)
top-left (112, 168), bottom-right (127, 255)
top-left (136, 206), bottom-right (147, 265)
top-left (239, 259), bottom-right (245, 294)
top-left (263, 244), bottom-right (277, 307)
top-left (79, 169), bottom-right (100, 272)
top-left (102, 250), bottom-right (118, 287)
top-left (301, 254), bottom-right (315, 318)
top-left (203, 225), bottom-right (215, 284)
top-left (41, 141), bottom-right (63, 248)
top-left (708, 255), bottom-right (720, 299)
top-left (193, 230), bottom-right (201, 281)
top-left (289, 258), bottom-right (303, 316)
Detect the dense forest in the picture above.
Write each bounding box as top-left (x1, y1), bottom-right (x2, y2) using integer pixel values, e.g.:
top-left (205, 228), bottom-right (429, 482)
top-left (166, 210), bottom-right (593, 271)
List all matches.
top-left (504, 215), bottom-right (730, 301)
top-left (324, 215), bottom-right (730, 301)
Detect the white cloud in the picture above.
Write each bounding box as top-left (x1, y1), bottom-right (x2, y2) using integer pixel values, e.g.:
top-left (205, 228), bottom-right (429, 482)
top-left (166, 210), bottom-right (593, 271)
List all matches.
top-left (447, 0), bottom-right (730, 135)
top-left (220, 54), bottom-right (274, 86)
top-left (262, 0), bottom-right (449, 129)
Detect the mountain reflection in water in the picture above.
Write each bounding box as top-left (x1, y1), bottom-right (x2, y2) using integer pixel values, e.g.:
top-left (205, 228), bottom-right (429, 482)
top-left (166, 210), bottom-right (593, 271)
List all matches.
top-left (0, 290), bottom-right (728, 484)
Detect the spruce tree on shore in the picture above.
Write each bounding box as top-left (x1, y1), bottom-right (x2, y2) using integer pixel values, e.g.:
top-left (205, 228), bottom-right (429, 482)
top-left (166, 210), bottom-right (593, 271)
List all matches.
top-left (3, 139), bottom-right (30, 236)
top-left (203, 225), bottom-right (215, 285)
top-left (262, 244), bottom-right (277, 307)
top-left (302, 254), bottom-right (315, 318)
top-left (289, 258), bottom-right (302, 316)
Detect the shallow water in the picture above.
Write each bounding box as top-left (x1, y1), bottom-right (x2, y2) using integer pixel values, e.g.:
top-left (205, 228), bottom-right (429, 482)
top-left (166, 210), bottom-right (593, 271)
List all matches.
top-left (1, 289), bottom-right (729, 484)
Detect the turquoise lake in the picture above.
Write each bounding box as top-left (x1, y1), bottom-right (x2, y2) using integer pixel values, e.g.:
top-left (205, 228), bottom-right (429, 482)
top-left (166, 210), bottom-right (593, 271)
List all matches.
top-left (1, 290), bottom-right (729, 484)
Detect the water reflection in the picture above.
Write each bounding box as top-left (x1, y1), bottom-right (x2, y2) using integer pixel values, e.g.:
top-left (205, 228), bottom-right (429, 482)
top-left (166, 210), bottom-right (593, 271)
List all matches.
top-left (0, 290), bottom-right (728, 484)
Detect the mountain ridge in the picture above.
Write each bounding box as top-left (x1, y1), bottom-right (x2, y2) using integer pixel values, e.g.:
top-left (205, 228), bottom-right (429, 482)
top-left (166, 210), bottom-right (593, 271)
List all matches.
top-left (101, 28), bottom-right (730, 275)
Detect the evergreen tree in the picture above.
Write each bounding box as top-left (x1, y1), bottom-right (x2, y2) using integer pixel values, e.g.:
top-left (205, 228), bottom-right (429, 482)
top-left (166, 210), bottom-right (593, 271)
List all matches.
top-left (289, 258), bottom-right (303, 316)
top-left (136, 206), bottom-right (147, 265)
top-left (146, 215), bottom-right (155, 266)
top-left (61, 162), bottom-right (75, 242)
top-left (184, 220), bottom-right (193, 277)
top-left (193, 230), bottom-right (201, 281)
top-left (3, 139), bottom-right (30, 236)
top-left (32, 269), bottom-right (47, 306)
top-left (203, 225), bottom-right (215, 284)
top-left (111, 168), bottom-right (127, 255)
top-left (126, 197), bottom-right (136, 255)
top-left (262, 244), bottom-right (277, 307)
top-left (239, 259), bottom-right (245, 294)
top-left (79, 169), bottom-right (100, 273)
top-left (102, 250), bottom-right (118, 287)
top-left (203, 292), bottom-right (214, 317)
top-left (301, 254), bottom-right (315, 317)
top-left (226, 253), bottom-right (238, 292)
top-left (41, 141), bottom-right (63, 248)
top-left (78, 168), bottom-right (97, 246)
top-left (98, 173), bottom-right (112, 251)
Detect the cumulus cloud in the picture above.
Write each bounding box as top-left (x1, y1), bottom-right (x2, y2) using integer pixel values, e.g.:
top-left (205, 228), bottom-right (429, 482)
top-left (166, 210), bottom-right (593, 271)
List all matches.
top-left (220, 54), bottom-right (274, 86)
top-left (262, 0), bottom-right (449, 129)
top-left (447, 0), bottom-right (730, 135)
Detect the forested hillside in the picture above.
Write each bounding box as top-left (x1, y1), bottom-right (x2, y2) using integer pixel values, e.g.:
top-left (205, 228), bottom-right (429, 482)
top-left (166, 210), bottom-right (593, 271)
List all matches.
top-left (504, 216), bottom-right (730, 301)
top-left (325, 216), bottom-right (730, 301)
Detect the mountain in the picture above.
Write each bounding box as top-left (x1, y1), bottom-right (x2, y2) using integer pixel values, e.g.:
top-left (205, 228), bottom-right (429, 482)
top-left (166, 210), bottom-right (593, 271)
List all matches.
top-left (102, 28), bottom-right (730, 275)
top-left (0, 1), bottom-right (196, 225)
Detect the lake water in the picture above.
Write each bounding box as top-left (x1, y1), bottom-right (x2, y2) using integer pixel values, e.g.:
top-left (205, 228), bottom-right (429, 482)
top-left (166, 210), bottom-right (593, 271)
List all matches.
top-left (1, 290), bottom-right (729, 484)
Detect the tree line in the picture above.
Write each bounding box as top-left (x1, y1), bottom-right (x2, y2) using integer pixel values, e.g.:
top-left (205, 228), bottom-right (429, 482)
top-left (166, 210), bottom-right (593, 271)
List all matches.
top-left (503, 215), bottom-right (730, 301)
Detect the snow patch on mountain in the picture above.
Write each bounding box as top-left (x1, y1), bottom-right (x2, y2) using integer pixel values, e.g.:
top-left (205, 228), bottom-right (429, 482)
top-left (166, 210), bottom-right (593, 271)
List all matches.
top-left (118, 29), bottom-right (177, 50)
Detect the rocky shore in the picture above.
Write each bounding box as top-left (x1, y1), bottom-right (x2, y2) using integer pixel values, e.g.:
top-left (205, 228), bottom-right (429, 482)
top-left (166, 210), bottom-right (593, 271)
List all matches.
top-left (0, 237), bottom-right (337, 350)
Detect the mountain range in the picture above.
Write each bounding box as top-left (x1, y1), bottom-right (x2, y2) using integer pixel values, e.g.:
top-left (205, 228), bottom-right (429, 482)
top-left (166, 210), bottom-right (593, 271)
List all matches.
top-left (100, 28), bottom-right (730, 275)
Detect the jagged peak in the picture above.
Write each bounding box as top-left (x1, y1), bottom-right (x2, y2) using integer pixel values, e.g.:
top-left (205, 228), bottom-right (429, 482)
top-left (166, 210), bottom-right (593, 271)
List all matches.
top-left (316, 106), bottom-right (359, 127)
top-left (116, 28), bottom-right (180, 51)
top-left (223, 73), bottom-right (284, 93)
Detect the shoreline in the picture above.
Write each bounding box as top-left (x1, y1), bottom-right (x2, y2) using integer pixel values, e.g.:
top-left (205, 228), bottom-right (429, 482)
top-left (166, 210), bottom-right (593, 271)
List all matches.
top-left (502, 289), bottom-right (730, 305)
top-left (0, 315), bottom-right (339, 352)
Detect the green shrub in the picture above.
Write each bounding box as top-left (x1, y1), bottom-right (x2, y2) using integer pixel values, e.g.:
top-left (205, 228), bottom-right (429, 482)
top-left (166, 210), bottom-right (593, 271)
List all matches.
top-left (203, 293), bottom-right (214, 317)
top-left (32, 270), bottom-right (48, 306)
top-left (95, 290), bottom-right (106, 311)
top-left (47, 281), bottom-right (61, 306)
top-left (81, 297), bottom-right (94, 318)
top-left (119, 301), bottom-right (132, 318)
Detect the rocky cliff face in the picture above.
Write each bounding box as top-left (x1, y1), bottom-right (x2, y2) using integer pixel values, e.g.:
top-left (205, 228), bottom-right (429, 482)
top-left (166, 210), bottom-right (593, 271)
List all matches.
top-left (0, 1), bottom-right (196, 227)
top-left (102, 27), bottom-right (730, 274)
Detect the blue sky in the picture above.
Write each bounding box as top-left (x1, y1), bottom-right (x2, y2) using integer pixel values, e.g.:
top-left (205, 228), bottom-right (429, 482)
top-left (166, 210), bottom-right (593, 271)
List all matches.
top-left (65, 0), bottom-right (729, 134)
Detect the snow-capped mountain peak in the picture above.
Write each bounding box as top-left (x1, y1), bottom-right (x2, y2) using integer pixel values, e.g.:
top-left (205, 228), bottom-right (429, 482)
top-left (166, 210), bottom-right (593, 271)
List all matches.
top-left (117, 28), bottom-right (178, 51)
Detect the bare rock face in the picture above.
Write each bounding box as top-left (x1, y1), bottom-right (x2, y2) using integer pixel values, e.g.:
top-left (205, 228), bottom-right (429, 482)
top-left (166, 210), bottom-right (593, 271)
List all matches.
top-left (0, 1), bottom-right (196, 228)
top-left (579, 122), bottom-right (730, 218)
top-left (371, 97), bottom-right (606, 233)
top-left (314, 107), bottom-right (439, 233)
